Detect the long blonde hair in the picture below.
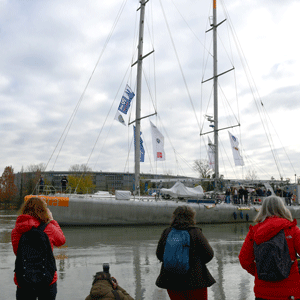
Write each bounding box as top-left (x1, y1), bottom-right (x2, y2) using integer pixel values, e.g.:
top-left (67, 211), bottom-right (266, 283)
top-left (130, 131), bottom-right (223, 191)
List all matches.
top-left (254, 196), bottom-right (293, 223)
top-left (20, 197), bottom-right (51, 223)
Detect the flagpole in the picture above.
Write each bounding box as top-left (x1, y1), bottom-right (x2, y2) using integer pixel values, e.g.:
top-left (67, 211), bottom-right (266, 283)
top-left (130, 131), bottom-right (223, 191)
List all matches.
top-left (135, 0), bottom-right (146, 195)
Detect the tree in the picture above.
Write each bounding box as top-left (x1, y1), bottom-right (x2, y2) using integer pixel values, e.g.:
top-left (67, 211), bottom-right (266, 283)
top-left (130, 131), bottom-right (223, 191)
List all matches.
top-left (26, 163), bottom-right (46, 172)
top-left (0, 166), bottom-right (18, 209)
top-left (193, 159), bottom-right (213, 192)
top-left (193, 159), bottom-right (212, 179)
top-left (245, 170), bottom-right (258, 181)
top-left (69, 164), bottom-right (92, 172)
top-left (67, 174), bottom-right (95, 194)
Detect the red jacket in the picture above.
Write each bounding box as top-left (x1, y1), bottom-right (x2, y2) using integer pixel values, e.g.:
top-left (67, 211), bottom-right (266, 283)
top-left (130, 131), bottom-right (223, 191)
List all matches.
top-left (239, 216), bottom-right (300, 299)
top-left (11, 214), bottom-right (66, 286)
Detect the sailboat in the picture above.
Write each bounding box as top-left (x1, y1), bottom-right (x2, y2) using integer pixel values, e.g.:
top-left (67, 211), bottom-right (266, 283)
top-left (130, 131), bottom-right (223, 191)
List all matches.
top-left (25, 0), bottom-right (300, 225)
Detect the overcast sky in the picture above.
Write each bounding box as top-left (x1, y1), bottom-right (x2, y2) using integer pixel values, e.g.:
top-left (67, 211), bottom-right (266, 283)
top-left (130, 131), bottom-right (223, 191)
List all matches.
top-left (1, 0), bottom-right (300, 182)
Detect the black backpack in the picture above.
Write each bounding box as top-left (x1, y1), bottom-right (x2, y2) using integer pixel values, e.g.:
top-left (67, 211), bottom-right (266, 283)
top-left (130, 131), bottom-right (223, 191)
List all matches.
top-left (14, 223), bottom-right (57, 289)
top-left (254, 229), bottom-right (293, 281)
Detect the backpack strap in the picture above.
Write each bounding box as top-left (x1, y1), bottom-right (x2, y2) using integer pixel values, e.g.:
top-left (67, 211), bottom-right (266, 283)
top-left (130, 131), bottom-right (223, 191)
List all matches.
top-left (111, 290), bottom-right (122, 300)
top-left (37, 222), bottom-right (48, 232)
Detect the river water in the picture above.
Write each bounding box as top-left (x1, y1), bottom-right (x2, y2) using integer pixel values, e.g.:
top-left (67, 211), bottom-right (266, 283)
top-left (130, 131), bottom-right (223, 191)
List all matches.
top-left (1, 210), bottom-right (257, 300)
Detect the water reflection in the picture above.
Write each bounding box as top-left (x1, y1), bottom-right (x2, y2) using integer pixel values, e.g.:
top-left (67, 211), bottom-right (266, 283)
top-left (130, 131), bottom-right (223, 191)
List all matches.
top-left (1, 211), bottom-right (258, 300)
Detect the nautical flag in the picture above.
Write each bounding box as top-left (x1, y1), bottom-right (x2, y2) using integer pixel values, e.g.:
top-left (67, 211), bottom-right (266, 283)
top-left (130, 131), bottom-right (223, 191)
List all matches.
top-left (118, 84), bottom-right (135, 114)
top-left (228, 131), bottom-right (244, 166)
top-left (208, 137), bottom-right (215, 169)
top-left (133, 126), bottom-right (145, 162)
top-left (114, 111), bottom-right (126, 126)
top-left (150, 121), bottom-right (165, 161)
top-left (115, 84), bottom-right (135, 126)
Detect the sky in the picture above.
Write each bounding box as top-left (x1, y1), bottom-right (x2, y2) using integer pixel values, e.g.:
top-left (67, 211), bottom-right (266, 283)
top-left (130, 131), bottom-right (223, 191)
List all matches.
top-left (1, 0), bottom-right (300, 183)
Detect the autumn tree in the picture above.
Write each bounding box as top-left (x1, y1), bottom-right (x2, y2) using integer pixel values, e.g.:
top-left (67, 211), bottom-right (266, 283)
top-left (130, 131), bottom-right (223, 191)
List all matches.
top-left (67, 174), bottom-right (95, 194)
top-left (0, 166), bottom-right (18, 209)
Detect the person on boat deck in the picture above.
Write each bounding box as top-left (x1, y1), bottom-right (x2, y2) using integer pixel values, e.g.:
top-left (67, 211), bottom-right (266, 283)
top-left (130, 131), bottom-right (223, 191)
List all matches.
top-left (61, 176), bottom-right (68, 193)
top-left (233, 188), bottom-right (238, 204)
top-left (266, 189), bottom-right (272, 197)
top-left (155, 205), bottom-right (215, 300)
top-left (225, 188), bottom-right (231, 204)
top-left (238, 186), bottom-right (244, 204)
top-left (239, 196), bottom-right (300, 300)
top-left (243, 188), bottom-right (249, 205)
top-left (39, 175), bottom-right (44, 194)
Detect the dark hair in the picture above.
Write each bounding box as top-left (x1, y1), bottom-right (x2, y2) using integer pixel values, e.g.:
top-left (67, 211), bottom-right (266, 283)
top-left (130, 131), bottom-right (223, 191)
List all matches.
top-left (20, 197), bottom-right (51, 223)
top-left (171, 205), bottom-right (196, 228)
top-left (92, 271), bottom-right (113, 285)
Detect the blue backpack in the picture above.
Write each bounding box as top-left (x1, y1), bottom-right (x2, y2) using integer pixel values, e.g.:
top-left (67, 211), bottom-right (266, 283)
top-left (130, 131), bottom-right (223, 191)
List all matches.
top-left (254, 229), bottom-right (293, 281)
top-left (163, 228), bottom-right (190, 274)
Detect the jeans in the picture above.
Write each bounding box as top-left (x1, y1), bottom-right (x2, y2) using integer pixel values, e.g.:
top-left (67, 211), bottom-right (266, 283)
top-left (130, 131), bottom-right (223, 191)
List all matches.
top-left (16, 282), bottom-right (57, 300)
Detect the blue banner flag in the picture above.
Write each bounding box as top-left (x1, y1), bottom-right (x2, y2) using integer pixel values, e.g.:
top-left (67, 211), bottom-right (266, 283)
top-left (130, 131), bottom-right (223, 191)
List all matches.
top-left (133, 126), bottom-right (145, 162)
top-left (118, 84), bottom-right (135, 114)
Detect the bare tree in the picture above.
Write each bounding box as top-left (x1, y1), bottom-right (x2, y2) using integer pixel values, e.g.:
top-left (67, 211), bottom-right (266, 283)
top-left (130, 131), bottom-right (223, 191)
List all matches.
top-left (26, 163), bottom-right (46, 172)
top-left (69, 164), bottom-right (92, 173)
top-left (193, 159), bottom-right (212, 179)
top-left (245, 170), bottom-right (258, 181)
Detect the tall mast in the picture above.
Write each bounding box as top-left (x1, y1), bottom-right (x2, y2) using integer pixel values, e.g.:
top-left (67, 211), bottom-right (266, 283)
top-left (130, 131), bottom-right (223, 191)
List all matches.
top-left (213, 0), bottom-right (219, 188)
top-left (134, 0), bottom-right (146, 195)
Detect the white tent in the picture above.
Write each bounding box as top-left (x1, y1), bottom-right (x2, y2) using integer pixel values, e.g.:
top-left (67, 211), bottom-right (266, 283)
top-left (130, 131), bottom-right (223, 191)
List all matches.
top-left (160, 181), bottom-right (204, 198)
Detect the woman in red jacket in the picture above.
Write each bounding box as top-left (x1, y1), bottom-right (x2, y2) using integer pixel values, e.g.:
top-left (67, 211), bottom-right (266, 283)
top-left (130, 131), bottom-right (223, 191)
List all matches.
top-left (239, 196), bottom-right (300, 300)
top-left (11, 197), bottom-right (66, 300)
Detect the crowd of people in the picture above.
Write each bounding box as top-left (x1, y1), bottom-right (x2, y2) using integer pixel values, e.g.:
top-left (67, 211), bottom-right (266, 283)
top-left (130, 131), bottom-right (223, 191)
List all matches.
top-left (223, 186), bottom-right (294, 206)
top-left (11, 196), bottom-right (300, 300)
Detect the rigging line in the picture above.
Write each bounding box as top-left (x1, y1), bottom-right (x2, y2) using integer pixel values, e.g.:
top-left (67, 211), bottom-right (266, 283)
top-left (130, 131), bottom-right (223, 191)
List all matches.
top-left (224, 15), bottom-right (283, 179)
top-left (242, 151), bottom-right (274, 179)
top-left (142, 68), bottom-right (157, 113)
top-left (170, 0), bottom-right (212, 55)
top-left (93, 64), bottom-right (132, 170)
top-left (49, 0), bottom-right (128, 172)
top-left (263, 106), bottom-right (297, 175)
top-left (218, 83), bottom-right (240, 126)
top-left (156, 114), bottom-right (195, 173)
top-left (159, 0), bottom-right (200, 130)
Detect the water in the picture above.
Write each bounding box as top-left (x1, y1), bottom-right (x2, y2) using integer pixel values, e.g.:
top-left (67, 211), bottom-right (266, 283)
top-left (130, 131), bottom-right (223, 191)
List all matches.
top-left (1, 210), bottom-right (255, 300)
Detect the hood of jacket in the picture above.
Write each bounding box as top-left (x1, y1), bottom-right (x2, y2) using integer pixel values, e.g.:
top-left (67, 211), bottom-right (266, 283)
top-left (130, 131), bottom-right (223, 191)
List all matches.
top-left (13, 214), bottom-right (41, 234)
top-left (252, 216), bottom-right (297, 245)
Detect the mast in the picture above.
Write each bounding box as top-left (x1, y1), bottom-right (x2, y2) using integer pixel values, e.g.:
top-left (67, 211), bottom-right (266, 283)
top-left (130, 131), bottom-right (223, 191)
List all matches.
top-left (213, 0), bottom-right (219, 189)
top-left (134, 0), bottom-right (146, 195)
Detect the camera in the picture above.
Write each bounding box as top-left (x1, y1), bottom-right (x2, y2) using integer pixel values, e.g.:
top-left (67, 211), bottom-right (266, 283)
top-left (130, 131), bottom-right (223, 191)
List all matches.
top-left (103, 263), bottom-right (110, 273)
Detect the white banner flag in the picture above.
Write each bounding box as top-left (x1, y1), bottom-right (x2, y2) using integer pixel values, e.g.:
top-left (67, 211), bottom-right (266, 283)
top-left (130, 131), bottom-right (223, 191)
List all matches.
top-left (114, 111), bottom-right (126, 126)
top-left (208, 137), bottom-right (215, 170)
top-left (150, 121), bottom-right (165, 161)
top-left (228, 131), bottom-right (244, 166)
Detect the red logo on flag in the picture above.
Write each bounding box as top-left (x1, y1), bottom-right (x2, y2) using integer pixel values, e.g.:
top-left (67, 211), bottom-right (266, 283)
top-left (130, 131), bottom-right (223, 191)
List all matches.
top-left (157, 152), bottom-right (162, 158)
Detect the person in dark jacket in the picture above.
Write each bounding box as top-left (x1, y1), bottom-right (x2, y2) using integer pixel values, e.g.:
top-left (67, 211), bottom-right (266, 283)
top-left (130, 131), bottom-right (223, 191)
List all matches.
top-left (11, 197), bottom-right (66, 300)
top-left (155, 205), bottom-right (215, 300)
top-left (239, 196), bottom-right (300, 300)
top-left (85, 271), bottom-right (134, 300)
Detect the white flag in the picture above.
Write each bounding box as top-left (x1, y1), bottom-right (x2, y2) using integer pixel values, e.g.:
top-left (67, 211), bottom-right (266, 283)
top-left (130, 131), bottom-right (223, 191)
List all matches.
top-left (114, 111), bottom-right (126, 126)
top-left (228, 131), bottom-right (244, 166)
top-left (208, 137), bottom-right (215, 170)
top-left (150, 121), bottom-right (165, 161)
